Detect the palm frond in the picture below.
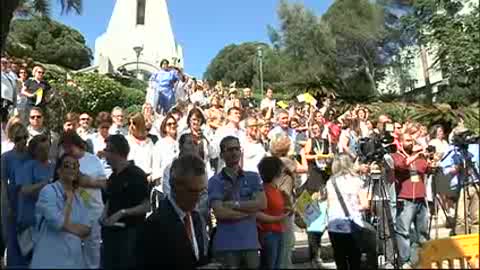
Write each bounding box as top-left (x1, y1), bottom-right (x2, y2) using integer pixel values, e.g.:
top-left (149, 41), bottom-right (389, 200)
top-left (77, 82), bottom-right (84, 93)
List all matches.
top-left (58, 0), bottom-right (82, 15)
top-left (32, 0), bottom-right (51, 16)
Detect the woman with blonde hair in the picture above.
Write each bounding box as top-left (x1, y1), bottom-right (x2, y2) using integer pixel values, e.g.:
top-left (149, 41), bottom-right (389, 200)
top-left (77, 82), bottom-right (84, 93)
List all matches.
top-left (326, 154), bottom-right (376, 269)
top-left (126, 112), bottom-right (154, 182)
top-left (1, 115), bottom-right (22, 154)
top-left (269, 134), bottom-right (308, 268)
top-left (142, 102), bottom-right (161, 140)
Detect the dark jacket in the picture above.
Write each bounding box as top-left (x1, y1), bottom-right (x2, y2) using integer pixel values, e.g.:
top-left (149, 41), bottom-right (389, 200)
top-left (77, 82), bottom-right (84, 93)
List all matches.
top-left (136, 197), bottom-right (209, 268)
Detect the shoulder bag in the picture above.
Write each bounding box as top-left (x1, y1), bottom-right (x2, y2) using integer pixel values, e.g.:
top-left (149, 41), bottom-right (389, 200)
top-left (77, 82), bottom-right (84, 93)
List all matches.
top-left (332, 176), bottom-right (377, 268)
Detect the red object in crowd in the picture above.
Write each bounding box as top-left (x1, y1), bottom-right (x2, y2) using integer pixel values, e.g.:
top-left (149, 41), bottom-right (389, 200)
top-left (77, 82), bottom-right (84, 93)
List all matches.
top-left (325, 121), bottom-right (341, 143)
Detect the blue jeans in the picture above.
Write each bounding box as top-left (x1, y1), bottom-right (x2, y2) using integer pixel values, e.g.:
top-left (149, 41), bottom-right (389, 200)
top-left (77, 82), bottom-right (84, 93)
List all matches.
top-left (395, 199), bottom-right (429, 265)
top-left (260, 232), bottom-right (283, 269)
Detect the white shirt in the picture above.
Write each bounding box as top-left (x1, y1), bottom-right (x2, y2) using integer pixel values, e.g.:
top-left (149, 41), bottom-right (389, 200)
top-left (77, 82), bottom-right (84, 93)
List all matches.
top-left (168, 195), bottom-right (199, 260)
top-left (429, 138), bottom-right (449, 156)
top-left (89, 132), bottom-right (112, 178)
top-left (108, 125), bottom-right (128, 136)
top-left (152, 137), bottom-right (178, 183)
top-left (260, 98), bottom-right (276, 110)
top-left (1, 71), bottom-right (16, 103)
top-left (1, 140), bottom-right (14, 155)
top-left (190, 91), bottom-right (208, 107)
top-left (242, 140), bottom-right (266, 173)
top-left (326, 174), bottom-right (365, 233)
top-left (213, 124), bottom-right (246, 171)
top-left (78, 152), bottom-right (107, 219)
top-left (127, 136), bottom-right (154, 175)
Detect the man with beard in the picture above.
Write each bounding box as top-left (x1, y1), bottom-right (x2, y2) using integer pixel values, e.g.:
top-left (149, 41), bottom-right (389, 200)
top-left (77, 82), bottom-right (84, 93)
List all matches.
top-left (391, 133), bottom-right (429, 268)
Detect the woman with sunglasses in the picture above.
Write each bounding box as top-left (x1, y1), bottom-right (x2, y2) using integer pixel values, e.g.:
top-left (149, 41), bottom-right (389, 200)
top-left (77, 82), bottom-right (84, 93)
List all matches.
top-left (20, 66), bottom-right (50, 116)
top-left (15, 67), bottom-right (29, 123)
top-left (61, 130), bottom-right (106, 269)
top-left (0, 122), bottom-right (30, 267)
top-left (183, 107), bottom-right (216, 178)
top-left (30, 153), bottom-right (91, 268)
top-left (152, 113), bottom-right (178, 187)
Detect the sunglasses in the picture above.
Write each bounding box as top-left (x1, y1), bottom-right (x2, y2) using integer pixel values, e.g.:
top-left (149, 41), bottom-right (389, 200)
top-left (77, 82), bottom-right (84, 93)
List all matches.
top-left (30, 115), bottom-right (43, 119)
top-left (166, 122), bottom-right (177, 126)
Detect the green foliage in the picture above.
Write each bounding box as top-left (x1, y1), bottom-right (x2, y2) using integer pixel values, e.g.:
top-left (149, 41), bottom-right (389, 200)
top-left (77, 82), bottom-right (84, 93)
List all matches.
top-left (401, 0), bottom-right (480, 105)
top-left (47, 73), bottom-right (145, 132)
top-left (6, 16), bottom-right (92, 70)
top-left (107, 74), bottom-right (148, 93)
top-left (273, 0), bottom-right (338, 93)
top-left (204, 42), bottom-right (267, 88)
top-left (363, 102), bottom-right (480, 134)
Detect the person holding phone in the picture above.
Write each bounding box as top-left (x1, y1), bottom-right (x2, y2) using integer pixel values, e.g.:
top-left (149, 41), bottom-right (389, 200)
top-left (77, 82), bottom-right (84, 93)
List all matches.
top-left (30, 153), bottom-right (91, 268)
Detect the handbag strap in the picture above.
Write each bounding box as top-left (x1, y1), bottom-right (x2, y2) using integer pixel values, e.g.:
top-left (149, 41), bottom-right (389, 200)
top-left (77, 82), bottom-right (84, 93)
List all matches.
top-left (331, 176), bottom-right (351, 219)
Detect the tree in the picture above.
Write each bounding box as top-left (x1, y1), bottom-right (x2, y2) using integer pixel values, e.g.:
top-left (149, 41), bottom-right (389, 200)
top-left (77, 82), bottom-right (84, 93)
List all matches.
top-left (6, 16), bottom-right (92, 69)
top-left (322, 0), bottom-right (388, 98)
top-left (1, 0), bottom-right (82, 53)
top-left (204, 42), bottom-right (268, 88)
top-left (267, 0), bottom-right (339, 96)
top-left (401, 0), bottom-right (480, 105)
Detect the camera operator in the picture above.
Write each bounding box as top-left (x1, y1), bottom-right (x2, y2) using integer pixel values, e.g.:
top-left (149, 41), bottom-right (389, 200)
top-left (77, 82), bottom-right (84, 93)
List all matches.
top-left (439, 128), bottom-right (479, 234)
top-left (357, 136), bottom-right (397, 268)
top-left (391, 133), bottom-right (431, 268)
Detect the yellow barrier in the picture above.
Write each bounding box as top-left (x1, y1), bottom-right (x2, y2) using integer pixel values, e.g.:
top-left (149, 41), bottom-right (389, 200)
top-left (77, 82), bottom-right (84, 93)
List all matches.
top-left (417, 233), bottom-right (479, 269)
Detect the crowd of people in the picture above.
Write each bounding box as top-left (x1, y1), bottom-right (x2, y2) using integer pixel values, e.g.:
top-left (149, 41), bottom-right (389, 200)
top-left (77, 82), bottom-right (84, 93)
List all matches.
top-left (1, 58), bottom-right (479, 269)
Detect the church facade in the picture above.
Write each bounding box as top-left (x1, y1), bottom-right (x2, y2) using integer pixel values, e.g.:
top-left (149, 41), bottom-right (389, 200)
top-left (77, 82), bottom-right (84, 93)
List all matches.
top-left (79, 0), bottom-right (183, 79)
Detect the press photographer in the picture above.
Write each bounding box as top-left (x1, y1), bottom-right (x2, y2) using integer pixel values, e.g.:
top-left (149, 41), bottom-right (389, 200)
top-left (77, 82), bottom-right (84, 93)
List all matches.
top-left (391, 132), bottom-right (432, 269)
top-left (356, 123), bottom-right (398, 268)
top-left (439, 128), bottom-right (479, 235)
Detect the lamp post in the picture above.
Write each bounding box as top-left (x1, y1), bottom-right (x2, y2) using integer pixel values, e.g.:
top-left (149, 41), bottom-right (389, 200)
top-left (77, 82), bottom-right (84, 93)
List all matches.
top-left (133, 45), bottom-right (143, 78)
top-left (257, 46), bottom-right (264, 97)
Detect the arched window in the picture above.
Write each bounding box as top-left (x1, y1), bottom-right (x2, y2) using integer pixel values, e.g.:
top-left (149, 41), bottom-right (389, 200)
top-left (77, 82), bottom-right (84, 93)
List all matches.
top-left (136, 0), bottom-right (146, 25)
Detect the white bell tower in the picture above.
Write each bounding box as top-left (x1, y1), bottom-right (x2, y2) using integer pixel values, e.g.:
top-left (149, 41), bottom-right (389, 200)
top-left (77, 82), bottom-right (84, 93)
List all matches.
top-left (94, 0), bottom-right (183, 75)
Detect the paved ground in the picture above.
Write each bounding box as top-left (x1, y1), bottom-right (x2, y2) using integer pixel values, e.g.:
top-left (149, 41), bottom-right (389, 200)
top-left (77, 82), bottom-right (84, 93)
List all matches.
top-left (291, 223), bottom-right (466, 268)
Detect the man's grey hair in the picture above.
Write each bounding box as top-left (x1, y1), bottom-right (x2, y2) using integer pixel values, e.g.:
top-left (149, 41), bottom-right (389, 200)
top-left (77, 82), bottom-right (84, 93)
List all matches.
top-left (111, 106), bottom-right (123, 114)
top-left (275, 109), bottom-right (289, 121)
top-left (169, 154), bottom-right (206, 191)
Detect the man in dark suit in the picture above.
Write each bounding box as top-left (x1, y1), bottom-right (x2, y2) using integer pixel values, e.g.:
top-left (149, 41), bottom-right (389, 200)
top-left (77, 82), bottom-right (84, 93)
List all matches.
top-left (137, 154), bottom-right (209, 268)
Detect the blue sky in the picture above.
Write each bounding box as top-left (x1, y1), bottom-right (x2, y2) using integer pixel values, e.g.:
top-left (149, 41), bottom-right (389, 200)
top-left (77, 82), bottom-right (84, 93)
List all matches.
top-left (52, 0), bottom-right (333, 78)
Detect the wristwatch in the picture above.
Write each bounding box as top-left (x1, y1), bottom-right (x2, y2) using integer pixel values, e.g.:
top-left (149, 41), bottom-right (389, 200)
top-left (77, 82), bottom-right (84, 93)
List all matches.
top-left (120, 209), bottom-right (127, 216)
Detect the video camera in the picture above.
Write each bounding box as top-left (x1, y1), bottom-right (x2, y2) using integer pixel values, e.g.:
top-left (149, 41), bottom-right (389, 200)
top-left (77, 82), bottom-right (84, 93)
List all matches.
top-left (452, 130), bottom-right (479, 150)
top-left (357, 123), bottom-right (397, 163)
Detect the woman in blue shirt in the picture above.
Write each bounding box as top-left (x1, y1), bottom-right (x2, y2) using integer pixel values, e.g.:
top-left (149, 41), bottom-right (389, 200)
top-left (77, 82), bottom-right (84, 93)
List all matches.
top-left (0, 122), bottom-right (30, 267)
top-left (30, 153), bottom-right (91, 269)
top-left (15, 134), bottom-right (54, 264)
top-left (148, 59), bottom-right (185, 114)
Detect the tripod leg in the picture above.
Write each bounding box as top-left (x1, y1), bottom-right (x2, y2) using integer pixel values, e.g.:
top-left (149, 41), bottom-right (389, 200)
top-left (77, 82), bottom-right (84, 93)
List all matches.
top-left (464, 186), bottom-right (469, 234)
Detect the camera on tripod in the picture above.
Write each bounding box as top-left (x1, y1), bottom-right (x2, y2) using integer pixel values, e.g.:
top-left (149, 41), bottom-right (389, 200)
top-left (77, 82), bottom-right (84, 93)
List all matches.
top-left (452, 130), bottom-right (480, 150)
top-left (357, 124), bottom-right (397, 163)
